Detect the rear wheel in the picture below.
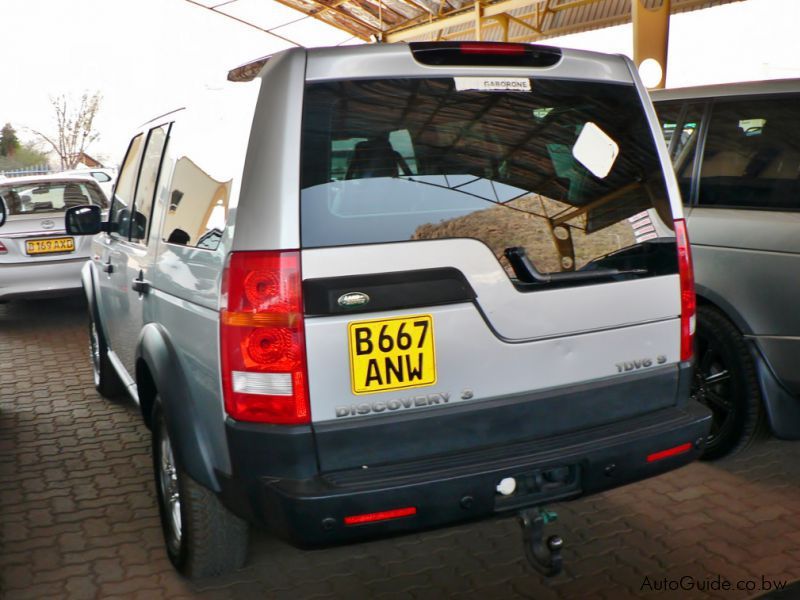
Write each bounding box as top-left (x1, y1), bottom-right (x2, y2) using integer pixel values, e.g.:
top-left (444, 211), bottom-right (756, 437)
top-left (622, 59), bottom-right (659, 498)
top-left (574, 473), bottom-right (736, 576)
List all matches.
top-left (152, 400), bottom-right (249, 578)
top-left (692, 305), bottom-right (766, 460)
top-left (89, 316), bottom-right (125, 399)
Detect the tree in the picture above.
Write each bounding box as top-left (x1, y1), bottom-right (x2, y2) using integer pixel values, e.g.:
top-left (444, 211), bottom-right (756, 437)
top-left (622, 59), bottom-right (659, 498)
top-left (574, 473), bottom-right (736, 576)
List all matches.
top-left (33, 91), bottom-right (102, 170)
top-left (0, 123), bottom-right (20, 157)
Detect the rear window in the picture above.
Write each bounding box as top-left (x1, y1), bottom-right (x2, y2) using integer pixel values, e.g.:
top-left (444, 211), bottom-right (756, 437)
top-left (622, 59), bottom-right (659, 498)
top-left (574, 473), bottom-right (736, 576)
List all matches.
top-left (300, 77), bottom-right (676, 278)
top-left (1, 180), bottom-right (107, 215)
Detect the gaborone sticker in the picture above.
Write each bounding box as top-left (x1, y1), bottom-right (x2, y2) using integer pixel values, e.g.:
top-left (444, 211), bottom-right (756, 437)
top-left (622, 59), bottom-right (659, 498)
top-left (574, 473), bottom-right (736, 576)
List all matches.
top-left (454, 77), bottom-right (532, 92)
top-left (572, 121), bottom-right (619, 179)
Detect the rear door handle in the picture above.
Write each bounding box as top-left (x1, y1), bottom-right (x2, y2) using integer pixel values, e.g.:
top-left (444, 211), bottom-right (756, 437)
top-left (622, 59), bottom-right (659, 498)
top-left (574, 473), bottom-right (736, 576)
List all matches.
top-left (131, 278), bottom-right (150, 294)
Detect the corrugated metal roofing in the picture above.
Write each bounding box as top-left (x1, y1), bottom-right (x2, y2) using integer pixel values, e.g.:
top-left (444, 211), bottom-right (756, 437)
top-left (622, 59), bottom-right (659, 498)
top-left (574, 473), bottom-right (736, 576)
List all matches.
top-left (195, 0), bottom-right (745, 45)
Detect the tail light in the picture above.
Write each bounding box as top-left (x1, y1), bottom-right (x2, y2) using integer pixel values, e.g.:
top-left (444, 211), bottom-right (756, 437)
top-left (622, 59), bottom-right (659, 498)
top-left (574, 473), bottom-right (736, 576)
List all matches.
top-left (0, 241), bottom-right (6, 254)
top-left (220, 250), bottom-right (310, 424)
top-left (674, 219), bottom-right (695, 362)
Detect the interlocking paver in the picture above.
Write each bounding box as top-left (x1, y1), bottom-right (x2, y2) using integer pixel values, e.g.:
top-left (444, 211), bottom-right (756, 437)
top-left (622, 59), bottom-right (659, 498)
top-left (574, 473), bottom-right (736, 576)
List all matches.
top-left (3, 296), bottom-right (800, 599)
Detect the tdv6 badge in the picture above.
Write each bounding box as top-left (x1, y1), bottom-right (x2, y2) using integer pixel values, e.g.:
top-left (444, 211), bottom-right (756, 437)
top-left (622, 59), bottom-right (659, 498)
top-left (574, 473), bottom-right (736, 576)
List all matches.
top-left (616, 355), bottom-right (667, 373)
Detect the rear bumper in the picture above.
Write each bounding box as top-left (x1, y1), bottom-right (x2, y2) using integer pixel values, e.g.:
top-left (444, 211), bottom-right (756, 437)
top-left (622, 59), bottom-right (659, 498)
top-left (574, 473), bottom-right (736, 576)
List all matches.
top-left (0, 256), bottom-right (87, 300)
top-left (220, 399), bottom-right (711, 547)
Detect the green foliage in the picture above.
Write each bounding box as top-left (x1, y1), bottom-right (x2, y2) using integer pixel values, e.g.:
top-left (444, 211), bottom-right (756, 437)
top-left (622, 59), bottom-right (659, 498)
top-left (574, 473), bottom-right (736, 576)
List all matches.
top-left (0, 142), bottom-right (49, 171)
top-left (0, 123), bottom-right (20, 157)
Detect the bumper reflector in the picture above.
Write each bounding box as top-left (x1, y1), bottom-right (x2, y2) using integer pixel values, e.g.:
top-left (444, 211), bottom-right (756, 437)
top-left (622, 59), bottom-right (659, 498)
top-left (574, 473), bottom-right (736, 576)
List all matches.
top-left (646, 442), bottom-right (693, 463)
top-left (344, 507), bottom-right (417, 526)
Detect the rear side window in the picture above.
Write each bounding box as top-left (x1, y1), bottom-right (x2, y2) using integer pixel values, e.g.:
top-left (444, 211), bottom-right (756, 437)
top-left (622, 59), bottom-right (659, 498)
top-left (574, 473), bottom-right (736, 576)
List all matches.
top-left (300, 78), bottom-right (676, 279)
top-left (0, 180), bottom-right (106, 215)
top-left (109, 134), bottom-right (144, 239)
top-left (699, 97), bottom-right (800, 210)
top-left (130, 125), bottom-right (169, 244)
top-left (656, 101), bottom-right (705, 204)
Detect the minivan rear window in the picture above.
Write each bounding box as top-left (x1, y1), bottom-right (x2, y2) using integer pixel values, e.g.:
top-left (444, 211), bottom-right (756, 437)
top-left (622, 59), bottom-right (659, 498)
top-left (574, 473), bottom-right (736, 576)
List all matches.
top-left (300, 78), bottom-right (676, 278)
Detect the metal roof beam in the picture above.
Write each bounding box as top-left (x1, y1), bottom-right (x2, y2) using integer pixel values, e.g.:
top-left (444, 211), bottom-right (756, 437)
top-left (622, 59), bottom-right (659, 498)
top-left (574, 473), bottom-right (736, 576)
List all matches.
top-left (386, 0), bottom-right (542, 41)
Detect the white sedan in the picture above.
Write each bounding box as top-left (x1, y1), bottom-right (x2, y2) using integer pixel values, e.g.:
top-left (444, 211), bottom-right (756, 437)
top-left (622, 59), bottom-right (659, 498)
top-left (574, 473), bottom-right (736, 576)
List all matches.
top-left (0, 174), bottom-right (107, 301)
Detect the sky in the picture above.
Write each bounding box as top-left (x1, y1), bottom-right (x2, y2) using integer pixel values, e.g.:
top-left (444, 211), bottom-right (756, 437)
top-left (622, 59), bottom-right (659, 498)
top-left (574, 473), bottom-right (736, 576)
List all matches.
top-left (2, 0), bottom-right (799, 165)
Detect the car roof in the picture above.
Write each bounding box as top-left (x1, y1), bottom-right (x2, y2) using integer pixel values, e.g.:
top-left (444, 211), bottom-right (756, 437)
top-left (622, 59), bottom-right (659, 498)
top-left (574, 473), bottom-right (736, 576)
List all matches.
top-left (651, 78), bottom-right (800, 102)
top-left (0, 173), bottom-right (100, 187)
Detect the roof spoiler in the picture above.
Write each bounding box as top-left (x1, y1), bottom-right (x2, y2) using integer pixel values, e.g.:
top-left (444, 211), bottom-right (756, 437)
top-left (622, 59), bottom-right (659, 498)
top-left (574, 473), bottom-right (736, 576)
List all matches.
top-left (227, 56), bottom-right (272, 82)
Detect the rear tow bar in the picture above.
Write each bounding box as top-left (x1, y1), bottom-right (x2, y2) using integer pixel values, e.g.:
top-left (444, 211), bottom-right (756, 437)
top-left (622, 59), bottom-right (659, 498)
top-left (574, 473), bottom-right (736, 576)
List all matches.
top-left (519, 508), bottom-right (563, 577)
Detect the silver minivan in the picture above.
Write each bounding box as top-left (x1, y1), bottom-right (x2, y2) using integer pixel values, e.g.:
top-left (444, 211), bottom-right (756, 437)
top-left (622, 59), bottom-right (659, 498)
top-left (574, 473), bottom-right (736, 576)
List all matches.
top-left (66, 42), bottom-right (710, 578)
top-left (653, 80), bottom-right (800, 459)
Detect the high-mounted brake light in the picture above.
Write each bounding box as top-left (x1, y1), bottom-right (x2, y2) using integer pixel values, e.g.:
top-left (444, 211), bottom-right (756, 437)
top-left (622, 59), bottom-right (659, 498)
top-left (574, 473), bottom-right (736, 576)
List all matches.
top-left (410, 41), bottom-right (562, 67)
top-left (674, 219), bottom-right (695, 362)
top-left (220, 251), bottom-right (310, 424)
top-left (459, 42), bottom-right (527, 55)
top-left (344, 507), bottom-right (417, 526)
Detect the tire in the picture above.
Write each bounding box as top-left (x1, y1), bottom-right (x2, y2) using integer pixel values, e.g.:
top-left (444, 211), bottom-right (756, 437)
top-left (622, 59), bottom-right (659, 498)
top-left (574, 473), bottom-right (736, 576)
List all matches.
top-left (692, 305), bottom-right (767, 460)
top-left (151, 400), bottom-right (249, 578)
top-left (88, 313), bottom-right (126, 399)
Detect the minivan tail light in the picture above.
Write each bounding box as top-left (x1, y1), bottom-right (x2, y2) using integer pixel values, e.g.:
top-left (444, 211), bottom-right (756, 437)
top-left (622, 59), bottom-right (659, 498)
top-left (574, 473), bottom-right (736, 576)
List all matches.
top-left (220, 251), bottom-right (310, 424)
top-left (674, 219), bottom-right (695, 362)
top-left (0, 241), bottom-right (6, 254)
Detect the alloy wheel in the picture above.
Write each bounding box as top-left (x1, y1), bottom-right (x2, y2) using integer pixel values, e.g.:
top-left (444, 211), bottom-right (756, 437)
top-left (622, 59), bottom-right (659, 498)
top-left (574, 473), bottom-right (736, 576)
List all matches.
top-left (691, 333), bottom-right (735, 452)
top-left (89, 321), bottom-right (101, 387)
top-left (158, 427), bottom-right (182, 549)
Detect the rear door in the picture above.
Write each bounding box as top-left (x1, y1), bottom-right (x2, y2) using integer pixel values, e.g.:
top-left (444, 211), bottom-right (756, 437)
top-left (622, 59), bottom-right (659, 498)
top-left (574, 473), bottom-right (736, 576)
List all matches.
top-left (684, 96), bottom-right (800, 352)
top-left (95, 134), bottom-right (145, 376)
top-left (97, 124), bottom-right (169, 376)
top-left (299, 72), bottom-right (685, 472)
top-left (112, 124), bottom-right (171, 376)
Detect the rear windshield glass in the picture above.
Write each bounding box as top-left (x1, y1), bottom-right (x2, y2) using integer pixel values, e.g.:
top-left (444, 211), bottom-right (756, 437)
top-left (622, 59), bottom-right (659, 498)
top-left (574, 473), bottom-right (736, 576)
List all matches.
top-left (1, 180), bottom-right (107, 215)
top-left (301, 77), bottom-right (676, 278)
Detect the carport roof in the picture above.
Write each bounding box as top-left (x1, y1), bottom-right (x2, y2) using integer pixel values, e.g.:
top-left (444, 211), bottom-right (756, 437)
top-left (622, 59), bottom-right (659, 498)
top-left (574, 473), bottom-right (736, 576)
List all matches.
top-left (195, 0), bottom-right (744, 44)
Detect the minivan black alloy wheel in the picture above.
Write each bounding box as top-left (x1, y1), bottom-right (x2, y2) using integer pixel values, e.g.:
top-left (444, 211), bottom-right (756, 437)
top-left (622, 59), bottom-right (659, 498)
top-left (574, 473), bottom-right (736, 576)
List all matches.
top-left (690, 306), bottom-right (766, 460)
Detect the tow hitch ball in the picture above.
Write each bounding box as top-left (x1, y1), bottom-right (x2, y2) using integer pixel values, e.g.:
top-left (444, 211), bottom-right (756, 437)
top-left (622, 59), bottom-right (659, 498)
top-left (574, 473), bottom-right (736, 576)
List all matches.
top-left (519, 508), bottom-right (563, 577)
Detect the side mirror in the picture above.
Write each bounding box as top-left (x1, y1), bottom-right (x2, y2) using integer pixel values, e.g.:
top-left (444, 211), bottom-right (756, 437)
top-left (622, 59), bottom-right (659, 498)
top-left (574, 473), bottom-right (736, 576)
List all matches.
top-left (0, 199), bottom-right (5, 227)
top-left (66, 205), bottom-right (103, 235)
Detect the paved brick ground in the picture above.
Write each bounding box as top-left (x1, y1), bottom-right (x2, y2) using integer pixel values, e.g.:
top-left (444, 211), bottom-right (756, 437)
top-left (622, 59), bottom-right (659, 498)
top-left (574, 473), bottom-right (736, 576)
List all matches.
top-left (2, 296), bottom-right (800, 599)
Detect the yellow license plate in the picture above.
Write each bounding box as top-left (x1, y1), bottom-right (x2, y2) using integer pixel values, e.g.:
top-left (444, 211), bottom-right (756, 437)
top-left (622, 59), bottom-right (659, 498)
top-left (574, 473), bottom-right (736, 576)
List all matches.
top-left (348, 314), bottom-right (436, 395)
top-left (26, 237), bottom-right (75, 255)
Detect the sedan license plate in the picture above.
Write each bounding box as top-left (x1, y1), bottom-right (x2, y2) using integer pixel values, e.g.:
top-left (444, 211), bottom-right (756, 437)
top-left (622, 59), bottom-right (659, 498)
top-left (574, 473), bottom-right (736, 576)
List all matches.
top-left (348, 314), bottom-right (436, 395)
top-left (26, 237), bottom-right (75, 255)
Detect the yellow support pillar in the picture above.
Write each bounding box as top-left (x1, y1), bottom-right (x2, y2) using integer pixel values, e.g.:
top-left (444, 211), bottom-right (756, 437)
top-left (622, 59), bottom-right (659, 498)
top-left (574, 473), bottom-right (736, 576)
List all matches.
top-left (474, 1), bottom-right (482, 41)
top-left (493, 14), bottom-right (510, 42)
top-left (632, 0), bottom-right (670, 89)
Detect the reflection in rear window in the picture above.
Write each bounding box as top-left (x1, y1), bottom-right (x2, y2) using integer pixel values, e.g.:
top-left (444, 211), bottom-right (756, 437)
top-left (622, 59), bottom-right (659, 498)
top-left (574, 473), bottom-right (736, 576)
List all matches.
top-left (300, 78), bottom-right (676, 277)
top-left (1, 180), bottom-right (108, 215)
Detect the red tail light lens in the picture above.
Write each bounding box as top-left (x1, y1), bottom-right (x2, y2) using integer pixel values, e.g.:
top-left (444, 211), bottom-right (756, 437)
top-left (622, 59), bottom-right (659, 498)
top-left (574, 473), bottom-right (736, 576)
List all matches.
top-left (674, 219), bottom-right (696, 362)
top-left (220, 251), bottom-right (310, 424)
top-left (0, 241), bottom-right (7, 254)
